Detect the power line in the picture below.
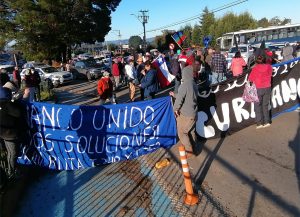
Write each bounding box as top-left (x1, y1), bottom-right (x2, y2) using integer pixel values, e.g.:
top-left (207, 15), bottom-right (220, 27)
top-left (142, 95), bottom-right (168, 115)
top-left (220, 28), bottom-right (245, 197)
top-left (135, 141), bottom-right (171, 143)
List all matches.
top-left (141, 0), bottom-right (248, 34)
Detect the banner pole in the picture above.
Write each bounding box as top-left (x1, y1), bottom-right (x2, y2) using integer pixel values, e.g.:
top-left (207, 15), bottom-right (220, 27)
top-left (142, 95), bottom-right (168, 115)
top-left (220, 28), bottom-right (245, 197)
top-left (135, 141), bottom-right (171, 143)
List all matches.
top-left (178, 144), bottom-right (199, 205)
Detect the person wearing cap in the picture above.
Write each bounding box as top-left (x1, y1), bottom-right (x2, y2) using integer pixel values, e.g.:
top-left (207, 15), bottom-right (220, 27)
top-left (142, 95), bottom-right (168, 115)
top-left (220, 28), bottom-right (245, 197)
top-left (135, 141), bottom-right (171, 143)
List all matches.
top-left (0, 86), bottom-right (26, 180)
top-left (97, 71), bottom-right (115, 105)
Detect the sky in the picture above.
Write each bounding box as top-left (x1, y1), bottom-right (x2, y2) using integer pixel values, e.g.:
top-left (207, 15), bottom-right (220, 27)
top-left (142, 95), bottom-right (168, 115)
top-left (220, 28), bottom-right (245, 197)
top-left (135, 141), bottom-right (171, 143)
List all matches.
top-left (105, 0), bottom-right (300, 41)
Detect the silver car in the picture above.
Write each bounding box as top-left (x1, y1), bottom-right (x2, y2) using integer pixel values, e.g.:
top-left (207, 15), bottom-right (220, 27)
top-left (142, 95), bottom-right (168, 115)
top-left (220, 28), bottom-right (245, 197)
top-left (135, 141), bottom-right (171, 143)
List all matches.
top-left (21, 65), bottom-right (73, 87)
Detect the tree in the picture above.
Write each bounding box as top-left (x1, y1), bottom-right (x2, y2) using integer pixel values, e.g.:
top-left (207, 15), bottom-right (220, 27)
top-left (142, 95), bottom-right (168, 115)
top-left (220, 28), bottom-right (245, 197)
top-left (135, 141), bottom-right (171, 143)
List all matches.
top-left (280, 18), bottom-right (291, 25)
top-left (257, 17), bottom-right (269, 27)
top-left (1, 0), bottom-right (121, 61)
top-left (128, 35), bottom-right (143, 50)
top-left (199, 7), bottom-right (215, 45)
top-left (180, 25), bottom-right (192, 48)
top-left (192, 24), bottom-right (201, 47)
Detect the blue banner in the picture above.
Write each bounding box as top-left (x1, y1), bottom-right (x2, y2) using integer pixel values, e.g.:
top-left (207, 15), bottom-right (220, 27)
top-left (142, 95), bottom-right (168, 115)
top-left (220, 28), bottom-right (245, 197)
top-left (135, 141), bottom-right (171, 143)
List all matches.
top-left (18, 97), bottom-right (177, 170)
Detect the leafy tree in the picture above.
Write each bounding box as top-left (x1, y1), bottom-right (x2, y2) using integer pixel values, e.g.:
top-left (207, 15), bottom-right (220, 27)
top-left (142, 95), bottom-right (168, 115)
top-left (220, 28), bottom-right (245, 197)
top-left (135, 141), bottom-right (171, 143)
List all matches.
top-left (280, 17), bottom-right (291, 25)
top-left (257, 17), bottom-right (269, 27)
top-left (1, 0), bottom-right (121, 61)
top-left (128, 35), bottom-right (143, 50)
top-left (107, 43), bottom-right (117, 51)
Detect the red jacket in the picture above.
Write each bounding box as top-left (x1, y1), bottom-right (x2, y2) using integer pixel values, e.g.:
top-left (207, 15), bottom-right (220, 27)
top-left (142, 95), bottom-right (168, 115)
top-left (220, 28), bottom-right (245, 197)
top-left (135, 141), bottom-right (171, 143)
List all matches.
top-left (112, 63), bottom-right (120, 76)
top-left (97, 77), bottom-right (113, 100)
top-left (249, 64), bottom-right (272, 89)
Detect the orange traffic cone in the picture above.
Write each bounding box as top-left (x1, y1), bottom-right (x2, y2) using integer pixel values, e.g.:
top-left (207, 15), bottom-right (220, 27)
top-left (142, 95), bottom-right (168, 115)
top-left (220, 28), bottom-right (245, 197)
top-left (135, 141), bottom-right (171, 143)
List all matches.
top-left (178, 144), bottom-right (199, 206)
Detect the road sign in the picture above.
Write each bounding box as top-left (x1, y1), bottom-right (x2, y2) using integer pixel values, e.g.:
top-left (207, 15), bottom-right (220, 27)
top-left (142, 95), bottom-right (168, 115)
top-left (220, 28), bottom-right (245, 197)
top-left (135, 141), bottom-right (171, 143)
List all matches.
top-left (169, 43), bottom-right (175, 50)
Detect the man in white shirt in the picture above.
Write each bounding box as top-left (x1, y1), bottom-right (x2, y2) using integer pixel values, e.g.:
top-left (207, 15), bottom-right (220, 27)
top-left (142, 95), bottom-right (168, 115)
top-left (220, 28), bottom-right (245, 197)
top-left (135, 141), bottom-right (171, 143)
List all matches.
top-left (124, 59), bottom-right (137, 101)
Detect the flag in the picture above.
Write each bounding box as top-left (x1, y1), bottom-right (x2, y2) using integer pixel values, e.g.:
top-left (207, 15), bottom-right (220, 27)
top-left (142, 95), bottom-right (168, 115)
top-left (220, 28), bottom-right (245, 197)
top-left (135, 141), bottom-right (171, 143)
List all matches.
top-left (152, 56), bottom-right (175, 88)
top-left (171, 31), bottom-right (186, 47)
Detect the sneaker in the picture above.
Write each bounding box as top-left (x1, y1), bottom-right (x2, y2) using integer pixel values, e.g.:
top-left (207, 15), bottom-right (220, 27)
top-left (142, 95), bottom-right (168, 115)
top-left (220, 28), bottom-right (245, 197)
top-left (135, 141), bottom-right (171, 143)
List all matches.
top-left (256, 125), bottom-right (264, 129)
top-left (263, 123), bottom-right (271, 128)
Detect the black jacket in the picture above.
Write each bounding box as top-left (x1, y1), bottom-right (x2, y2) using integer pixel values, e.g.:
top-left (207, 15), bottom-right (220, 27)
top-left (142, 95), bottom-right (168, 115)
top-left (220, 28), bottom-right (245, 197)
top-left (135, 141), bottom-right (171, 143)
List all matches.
top-left (0, 100), bottom-right (26, 140)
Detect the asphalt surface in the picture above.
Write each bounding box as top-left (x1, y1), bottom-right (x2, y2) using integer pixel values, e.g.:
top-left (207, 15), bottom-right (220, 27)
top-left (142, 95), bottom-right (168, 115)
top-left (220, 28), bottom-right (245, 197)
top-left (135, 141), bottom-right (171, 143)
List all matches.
top-left (3, 79), bottom-right (300, 217)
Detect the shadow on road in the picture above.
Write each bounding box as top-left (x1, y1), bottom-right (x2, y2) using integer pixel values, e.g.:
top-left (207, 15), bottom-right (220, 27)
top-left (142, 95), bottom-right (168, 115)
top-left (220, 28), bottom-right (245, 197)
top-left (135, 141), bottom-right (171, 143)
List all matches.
top-left (288, 106), bottom-right (300, 195)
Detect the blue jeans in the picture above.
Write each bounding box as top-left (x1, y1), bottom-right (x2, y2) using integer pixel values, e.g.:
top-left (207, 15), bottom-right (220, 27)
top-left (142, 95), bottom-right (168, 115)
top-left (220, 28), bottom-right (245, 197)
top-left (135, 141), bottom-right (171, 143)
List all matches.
top-left (211, 72), bottom-right (226, 85)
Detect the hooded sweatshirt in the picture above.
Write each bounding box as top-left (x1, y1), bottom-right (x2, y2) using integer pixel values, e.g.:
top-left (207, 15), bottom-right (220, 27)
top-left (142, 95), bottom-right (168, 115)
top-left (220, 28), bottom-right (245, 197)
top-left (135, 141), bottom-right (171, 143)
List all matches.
top-left (173, 65), bottom-right (198, 117)
top-left (231, 57), bottom-right (246, 76)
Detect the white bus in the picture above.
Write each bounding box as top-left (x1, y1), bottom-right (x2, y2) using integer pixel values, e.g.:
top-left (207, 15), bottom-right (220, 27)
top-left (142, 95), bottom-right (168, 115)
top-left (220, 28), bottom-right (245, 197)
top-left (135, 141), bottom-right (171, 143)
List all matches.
top-left (217, 23), bottom-right (300, 51)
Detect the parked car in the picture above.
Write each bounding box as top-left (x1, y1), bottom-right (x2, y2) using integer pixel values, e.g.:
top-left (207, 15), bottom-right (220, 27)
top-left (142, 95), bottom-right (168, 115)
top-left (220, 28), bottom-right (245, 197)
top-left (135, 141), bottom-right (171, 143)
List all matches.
top-left (226, 44), bottom-right (254, 69)
top-left (20, 65), bottom-right (73, 87)
top-left (78, 53), bottom-right (93, 60)
top-left (0, 64), bottom-right (15, 81)
top-left (73, 59), bottom-right (108, 80)
top-left (0, 53), bottom-right (26, 68)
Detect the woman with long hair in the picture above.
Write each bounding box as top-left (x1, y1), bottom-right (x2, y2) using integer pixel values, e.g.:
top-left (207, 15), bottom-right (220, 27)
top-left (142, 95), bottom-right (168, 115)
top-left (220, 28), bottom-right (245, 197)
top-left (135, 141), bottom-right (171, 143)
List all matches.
top-left (230, 51), bottom-right (246, 77)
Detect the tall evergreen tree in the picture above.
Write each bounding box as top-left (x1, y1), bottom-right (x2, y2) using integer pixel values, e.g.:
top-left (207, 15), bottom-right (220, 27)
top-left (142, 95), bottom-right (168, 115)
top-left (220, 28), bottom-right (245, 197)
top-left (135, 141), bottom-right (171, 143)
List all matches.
top-left (192, 24), bottom-right (201, 47)
top-left (199, 7), bottom-right (215, 45)
top-left (1, 0), bottom-right (121, 60)
top-left (180, 25), bottom-right (192, 48)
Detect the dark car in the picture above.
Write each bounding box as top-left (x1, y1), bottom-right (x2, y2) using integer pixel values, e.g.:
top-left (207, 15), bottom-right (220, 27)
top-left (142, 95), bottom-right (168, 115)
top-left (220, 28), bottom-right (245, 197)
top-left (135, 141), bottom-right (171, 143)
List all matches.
top-left (73, 59), bottom-right (108, 80)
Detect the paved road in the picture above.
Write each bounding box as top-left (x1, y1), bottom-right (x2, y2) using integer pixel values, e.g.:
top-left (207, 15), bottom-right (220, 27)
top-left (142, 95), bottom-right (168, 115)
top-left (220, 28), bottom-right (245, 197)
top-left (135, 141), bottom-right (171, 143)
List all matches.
top-left (13, 80), bottom-right (300, 216)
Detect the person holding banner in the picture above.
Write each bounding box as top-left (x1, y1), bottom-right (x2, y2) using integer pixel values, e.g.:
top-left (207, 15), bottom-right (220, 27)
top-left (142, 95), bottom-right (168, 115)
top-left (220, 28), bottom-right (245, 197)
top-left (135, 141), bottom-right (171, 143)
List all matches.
top-left (170, 65), bottom-right (198, 157)
top-left (0, 87), bottom-right (26, 180)
top-left (139, 60), bottom-right (159, 100)
top-left (249, 55), bottom-right (273, 129)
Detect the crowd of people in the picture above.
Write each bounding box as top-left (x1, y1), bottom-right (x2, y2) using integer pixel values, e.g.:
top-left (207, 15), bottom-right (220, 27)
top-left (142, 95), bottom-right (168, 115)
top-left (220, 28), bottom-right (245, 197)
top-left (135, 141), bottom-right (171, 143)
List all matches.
top-left (0, 41), bottom-right (299, 184)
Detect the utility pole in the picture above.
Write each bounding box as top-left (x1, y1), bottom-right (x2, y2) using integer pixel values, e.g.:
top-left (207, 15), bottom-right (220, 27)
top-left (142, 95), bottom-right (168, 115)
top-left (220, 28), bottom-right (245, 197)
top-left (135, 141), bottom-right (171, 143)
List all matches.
top-left (113, 30), bottom-right (122, 54)
top-left (138, 10), bottom-right (149, 51)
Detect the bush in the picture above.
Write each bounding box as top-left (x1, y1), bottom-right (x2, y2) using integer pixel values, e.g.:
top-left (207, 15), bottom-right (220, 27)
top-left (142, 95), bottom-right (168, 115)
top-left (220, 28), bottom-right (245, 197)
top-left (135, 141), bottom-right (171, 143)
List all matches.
top-left (40, 89), bottom-right (56, 101)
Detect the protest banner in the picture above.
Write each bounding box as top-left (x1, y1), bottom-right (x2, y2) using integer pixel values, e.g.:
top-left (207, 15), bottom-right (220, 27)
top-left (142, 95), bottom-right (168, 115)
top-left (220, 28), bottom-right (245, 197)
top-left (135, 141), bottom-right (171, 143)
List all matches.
top-left (18, 97), bottom-right (177, 170)
top-left (196, 58), bottom-right (300, 138)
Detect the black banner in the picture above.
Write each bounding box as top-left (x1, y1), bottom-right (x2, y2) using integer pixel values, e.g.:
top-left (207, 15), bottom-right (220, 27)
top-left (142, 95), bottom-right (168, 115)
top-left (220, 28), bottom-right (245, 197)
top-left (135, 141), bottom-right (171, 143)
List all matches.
top-left (196, 58), bottom-right (300, 139)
